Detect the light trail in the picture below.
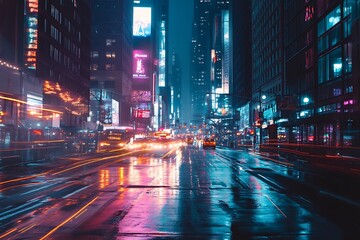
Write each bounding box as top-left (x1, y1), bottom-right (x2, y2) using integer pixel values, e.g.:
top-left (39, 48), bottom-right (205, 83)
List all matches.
top-left (161, 147), bottom-right (179, 159)
top-left (52, 149), bottom-right (147, 176)
top-left (0, 182), bottom-right (41, 192)
top-left (18, 224), bottom-right (37, 233)
top-left (20, 182), bottom-right (58, 196)
top-left (0, 95), bottom-right (63, 114)
top-left (0, 202), bottom-right (43, 221)
top-left (39, 196), bottom-right (99, 240)
top-left (0, 175), bottom-right (39, 186)
top-left (0, 228), bottom-right (17, 239)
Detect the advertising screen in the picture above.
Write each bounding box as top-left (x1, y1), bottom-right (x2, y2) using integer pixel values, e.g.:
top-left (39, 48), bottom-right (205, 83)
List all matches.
top-left (134, 109), bottom-right (150, 119)
top-left (131, 90), bottom-right (151, 102)
top-left (133, 50), bottom-right (150, 79)
top-left (133, 7), bottom-right (152, 37)
top-left (112, 99), bottom-right (119, 126)
top-left (24, 0), bottom-right (39, 70)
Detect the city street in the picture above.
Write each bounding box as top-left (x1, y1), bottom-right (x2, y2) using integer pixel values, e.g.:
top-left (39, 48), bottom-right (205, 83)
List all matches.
top-left (1, 0), bottom-right (360, 239)
top-left (0, 142), bottom-right (358, 239)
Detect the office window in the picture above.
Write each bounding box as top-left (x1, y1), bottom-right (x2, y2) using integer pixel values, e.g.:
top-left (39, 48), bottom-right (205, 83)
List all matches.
top-left (91, 51), bottom-right (99, 58)
top-left (106, 52), bottom-right (116, 58)
top-left (91, 64), bottom-right (98, 71)
top-left (344, 18), bottom-right (352, 38)
top-left (343, 0), bottom-right (354, 17)
top-left (106, 39), bottom-right (116, 46)
top-left (318, 47), bottom-right (342, 84)
top-left (105, 64), bottom-right (115, 70)
top-left (344, 42), bottom-right (352, 73)
top-left (318, 24), bottom-right (341, 53)
top-left (318, 5), bottom-right (341, 36)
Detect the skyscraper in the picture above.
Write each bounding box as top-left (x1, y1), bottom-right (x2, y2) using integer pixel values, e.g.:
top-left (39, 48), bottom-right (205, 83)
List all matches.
top-left (170, 51), bottom-right (182, 127)
top-left (251, 0), bottom-right (284, 143)
top-left (90, 0), bottom-right (133, 127)
top-left (284, 0), bottom-right (360, 146)
top-left (230, 0), bottom-right (252, 130)
top-left (190, 0), bottom-right (213, 124)
top-left (0, 0), bottom-right (91, 132)
top-left (130, 0), bottom-right (170, 131)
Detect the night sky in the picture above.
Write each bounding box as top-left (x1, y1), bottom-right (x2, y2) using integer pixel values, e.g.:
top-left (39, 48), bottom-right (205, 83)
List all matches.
top-left (169, 0), bottom-right (194, 123)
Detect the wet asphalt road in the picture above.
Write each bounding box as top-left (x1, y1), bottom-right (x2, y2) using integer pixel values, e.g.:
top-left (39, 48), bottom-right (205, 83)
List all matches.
top-left (0, 144), bottom-right (358, 239)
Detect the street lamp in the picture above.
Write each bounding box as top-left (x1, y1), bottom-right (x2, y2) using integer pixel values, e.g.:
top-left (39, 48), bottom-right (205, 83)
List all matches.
top-left (303, 97), bottom-right (310, 104)
top-left (252, 90), bottom-right (274, 148)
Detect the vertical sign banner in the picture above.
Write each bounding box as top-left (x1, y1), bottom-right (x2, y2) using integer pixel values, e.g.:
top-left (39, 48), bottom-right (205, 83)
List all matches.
top-left (24, 0), bottom-right (39, 70)
top-left (159, 21), bottom-right (166, 87)
top-left (133, 7), bottom-right (152, 37)
top-left (133, 50), bottom-right (150, 79)
top-left (221, 10), bottom-right (230, 94)
top-left (112, 99), bottom-right (119, 126)
top-left (52, 113), bottom-right (60, 128)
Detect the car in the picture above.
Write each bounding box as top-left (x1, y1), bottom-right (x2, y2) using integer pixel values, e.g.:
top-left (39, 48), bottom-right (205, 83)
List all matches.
top-left (203, 138), bottom-right (216, 149)
top-left (186, 136), bottom-right (194, 145)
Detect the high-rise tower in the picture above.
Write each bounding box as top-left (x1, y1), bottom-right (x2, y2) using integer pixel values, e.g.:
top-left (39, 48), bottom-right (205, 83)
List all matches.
top-left (0, 0), bottom-right (91, 132)
top-left (90, 0), bottom-right (133, 127)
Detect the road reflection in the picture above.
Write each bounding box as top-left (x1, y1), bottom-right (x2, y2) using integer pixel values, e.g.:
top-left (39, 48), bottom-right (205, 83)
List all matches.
top-left (0, 141), bottom-right (354, 239)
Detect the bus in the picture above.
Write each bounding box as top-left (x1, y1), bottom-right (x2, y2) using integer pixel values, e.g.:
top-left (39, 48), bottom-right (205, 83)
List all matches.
top-left (98, 126), bottom-right (134, 150)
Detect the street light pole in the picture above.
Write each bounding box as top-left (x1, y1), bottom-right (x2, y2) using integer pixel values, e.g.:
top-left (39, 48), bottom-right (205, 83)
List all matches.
top-left (232, 93), bottom-right (237, 148)
top-left (258, 88), bottom-right (266, 147)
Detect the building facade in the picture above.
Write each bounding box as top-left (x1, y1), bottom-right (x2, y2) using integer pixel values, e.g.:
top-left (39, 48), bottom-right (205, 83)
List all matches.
top-left (130, 0), bottom-right (170, 131)
top-left (284, 0), bottom-right (360, 146)
top-left (0, 0), bottom-right (91, 145)
top-left (90, 0), bottom-right (133, 128)
top-left (38, 0), bottom-right (91, 130)
top-left (230, 0), bottom-right (252, 144)
top-left (169, 51), bottom-right (182, 127)
top-left (153, 0), bottom-right (170, 130)
top-left (249, 0), bottom-right (360, 146)
top-left (190, 0), bottom-right (213, 124)
top-left (251, 0), bottom-right (284, 143)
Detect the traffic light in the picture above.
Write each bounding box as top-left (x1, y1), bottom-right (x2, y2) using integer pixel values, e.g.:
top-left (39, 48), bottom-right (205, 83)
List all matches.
top-left (255, 119), bottom-right (261, 127)
top-left (248, 129), bottom-right (255, 135)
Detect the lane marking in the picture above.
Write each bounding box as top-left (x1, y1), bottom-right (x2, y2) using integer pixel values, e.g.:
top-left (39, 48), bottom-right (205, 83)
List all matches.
top-left (257, 174), bottom-right (286, 192)
top-left (264, 194), bottom-right (287, 219)
top-left (62, 185), bottom-right (90, 199)
top-left (20, 183), bottom-right (57, 196)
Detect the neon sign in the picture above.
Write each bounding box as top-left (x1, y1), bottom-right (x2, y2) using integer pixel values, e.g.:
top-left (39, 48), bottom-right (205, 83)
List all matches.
top-left (133, 50), bottom-right (150, 79)
top-left (25, 0), bottom-right (39, 70)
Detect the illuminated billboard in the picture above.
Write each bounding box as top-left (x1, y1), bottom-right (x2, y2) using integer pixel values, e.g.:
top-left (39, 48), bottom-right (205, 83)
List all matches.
top-left (131, 90), bottom-right (151, 102)
top-left (133, 7), bottom-right (152, 37)
top-left (133, 50), bottom-right (150, 79)
top-left (24, 0), bottom-right (39, 70)
top-left (158, 21), bottom-right (166, 87)
top-left (134, 109), bottom-right (150, 119)
top-left (112, 99), bottom-right (119, 126)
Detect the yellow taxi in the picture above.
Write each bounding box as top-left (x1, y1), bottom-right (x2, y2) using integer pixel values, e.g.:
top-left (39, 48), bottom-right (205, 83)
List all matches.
top-left (203, 138), bottom-right (216, 149)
